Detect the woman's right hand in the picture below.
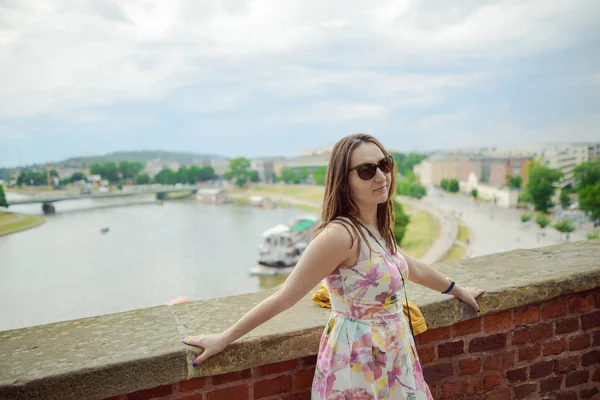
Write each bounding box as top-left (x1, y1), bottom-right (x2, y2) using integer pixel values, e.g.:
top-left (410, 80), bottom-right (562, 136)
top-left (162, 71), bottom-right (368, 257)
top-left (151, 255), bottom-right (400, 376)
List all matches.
top-left (182, 333), bottom-right (229, 367)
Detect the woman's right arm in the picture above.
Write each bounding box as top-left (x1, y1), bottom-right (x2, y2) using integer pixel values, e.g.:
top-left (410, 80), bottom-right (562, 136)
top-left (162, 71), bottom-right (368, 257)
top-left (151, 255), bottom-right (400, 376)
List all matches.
top-left (183, 223), bottom-right (355, 366)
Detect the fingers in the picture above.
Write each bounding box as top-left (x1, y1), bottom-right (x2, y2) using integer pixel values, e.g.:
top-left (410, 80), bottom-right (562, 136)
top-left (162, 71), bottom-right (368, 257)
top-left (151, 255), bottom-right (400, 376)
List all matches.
top-left (182, 336), bottom-right (203, 347)
top-left (193, 351), bottom-right (211, 367)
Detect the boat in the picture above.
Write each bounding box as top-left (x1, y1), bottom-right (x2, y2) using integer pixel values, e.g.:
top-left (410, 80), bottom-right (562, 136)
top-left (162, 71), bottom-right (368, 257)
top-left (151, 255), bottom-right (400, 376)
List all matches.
top-left (250, 215), bottom-right (319, 276)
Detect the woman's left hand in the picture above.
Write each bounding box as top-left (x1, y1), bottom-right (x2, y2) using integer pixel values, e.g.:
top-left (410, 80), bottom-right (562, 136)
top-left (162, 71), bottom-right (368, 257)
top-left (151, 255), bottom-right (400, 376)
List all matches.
top-left (452, 286), bottom-right (485, 312)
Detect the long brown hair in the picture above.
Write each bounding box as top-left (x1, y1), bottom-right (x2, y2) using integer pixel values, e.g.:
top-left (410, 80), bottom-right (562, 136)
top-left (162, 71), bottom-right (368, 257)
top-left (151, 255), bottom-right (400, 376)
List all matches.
top-left (313, 133), bottom-right (397, 254)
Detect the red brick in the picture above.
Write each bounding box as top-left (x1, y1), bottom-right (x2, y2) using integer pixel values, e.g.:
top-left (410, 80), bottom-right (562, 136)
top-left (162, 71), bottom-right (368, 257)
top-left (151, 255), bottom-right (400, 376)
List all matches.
top-left (512, 328), bottom-right (529, 345)
top-left (539, 375), bottom-right (562, 394)
top-left (473, 373), bottom-right (501, 391)
top-left (580, 388), bottom-right (600, 399)
top-left (513, 383), bottom-right (537, 399)
top-left (300, 355), bottom-right (317, 367)
top-left (529, 322), bottom-right (554, 341)
top-left (468, 333), bottom-right (507, 353)
top-left (582, 349), bottom-right (600, 366)
top-left (484, 351), bottom-right (515, 371)
top-left (595, 290), bottom-right (600, 307)
top-left (514, 305), bottom-right (540, 326)
top-left (423, 363), bottom-right (453, 382)
top-left (207, 384), bottom-right (249, 400)
top-left (459, 358), bottom-right (481, 375)
top-left (529, 360), bottom-right (554, 379)
top-left (104, 397), bottom-right (123, 400)
top-left (568, 293), bottom-right (594, 313)
top-left (283, 392), bottom-right (311, 400)
top-left (418, 346), bottom-right (435, 364)
top-left (505, 367), bottom-right (527, 383)
top-left (581, 310), bottom-right (600, 330)
top-left (542, 296), bottom-right (567, 320)
top-left (293, 368), bottom-right (315, 390)
top-left (484, 311), bottom-right (512, 332)
top-left (543, 338), bottom-right (567, 356)
top-left (452, 318), bottom-right (482, 337)
top-left (127, 384), bottom-right (173, 400)
top-left (569, 333), bottom-right (591, 351)
top-left (556, 317), bottom-right (580, 334)
top-left (484, 388), bottom-right (510, 400)
top-left (177, 394), bottom-right (203, 400)
top-left (441, 380), bottom-right (469, 399)
top-left (556, 391), bottom-right (578, 400)
top-left (555, 355), bottom-right (580, 373)
top-left (438, 340), bottom-right (464, 358)
top-left (212, 369), bottom-right (251, 385)
top-left (565, 370), bottom-right (589, 387)
top-left (256, 360), bottom-right (297, 377)
top-left (594, 366), bottom-right (600, 382)
top-left (518, 344), bottom-right (540, 362)
top-left (253, 375), bottom-right (292, 399)
top-left (178, 377), bottom-right (207, 392)
top-left (417, 326), bottom-right (450, 345)
top-left (593, 330), bottom-right (600, 347)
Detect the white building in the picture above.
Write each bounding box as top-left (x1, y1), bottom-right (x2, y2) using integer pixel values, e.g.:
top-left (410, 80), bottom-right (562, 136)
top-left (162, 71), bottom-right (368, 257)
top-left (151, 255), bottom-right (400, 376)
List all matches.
top-left (251, 158), bottom-right (276, 183)
top-left (539, 144), bottom-right (590, 188)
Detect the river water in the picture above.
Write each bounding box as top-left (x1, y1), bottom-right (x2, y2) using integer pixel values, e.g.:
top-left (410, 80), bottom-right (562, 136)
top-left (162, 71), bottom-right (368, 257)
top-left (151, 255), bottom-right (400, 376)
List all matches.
top-left (0, 193), bottom-right (311, 331)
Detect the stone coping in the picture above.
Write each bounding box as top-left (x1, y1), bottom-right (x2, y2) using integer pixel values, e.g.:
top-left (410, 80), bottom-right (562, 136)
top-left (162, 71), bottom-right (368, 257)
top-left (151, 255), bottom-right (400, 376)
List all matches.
top-left (1, 240), bottom-right (599, 400)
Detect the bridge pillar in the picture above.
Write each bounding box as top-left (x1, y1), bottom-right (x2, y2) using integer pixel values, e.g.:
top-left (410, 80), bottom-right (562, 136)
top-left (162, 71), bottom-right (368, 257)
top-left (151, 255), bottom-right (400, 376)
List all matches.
top-left (42, 202), bottom-right (56, 215)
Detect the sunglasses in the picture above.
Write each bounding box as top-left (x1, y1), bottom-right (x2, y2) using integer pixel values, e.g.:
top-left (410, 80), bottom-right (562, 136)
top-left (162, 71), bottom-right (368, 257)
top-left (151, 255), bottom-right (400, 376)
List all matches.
top-left (349, 155), bottom-right (394, 180)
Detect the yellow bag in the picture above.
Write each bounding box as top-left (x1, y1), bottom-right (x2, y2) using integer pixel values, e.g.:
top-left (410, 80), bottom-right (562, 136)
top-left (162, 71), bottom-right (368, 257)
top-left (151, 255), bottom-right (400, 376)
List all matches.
top-left (312, 282), bottom-right (428, 336)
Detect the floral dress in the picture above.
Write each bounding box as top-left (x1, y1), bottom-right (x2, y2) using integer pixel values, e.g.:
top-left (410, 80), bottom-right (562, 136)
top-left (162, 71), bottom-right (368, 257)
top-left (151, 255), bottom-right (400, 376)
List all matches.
top-left (311, 224), bottom-right (433, 399)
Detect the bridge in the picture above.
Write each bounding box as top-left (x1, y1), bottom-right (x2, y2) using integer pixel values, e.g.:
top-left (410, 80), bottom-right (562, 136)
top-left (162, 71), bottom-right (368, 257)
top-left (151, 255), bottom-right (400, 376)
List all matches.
top-left (6, 187), bottom-right (199, 214)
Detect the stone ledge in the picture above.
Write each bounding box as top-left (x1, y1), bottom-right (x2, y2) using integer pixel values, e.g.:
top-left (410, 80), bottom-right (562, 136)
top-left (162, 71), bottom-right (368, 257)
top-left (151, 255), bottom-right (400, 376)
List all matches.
top-left (0, 240), bottom-right (598, 400)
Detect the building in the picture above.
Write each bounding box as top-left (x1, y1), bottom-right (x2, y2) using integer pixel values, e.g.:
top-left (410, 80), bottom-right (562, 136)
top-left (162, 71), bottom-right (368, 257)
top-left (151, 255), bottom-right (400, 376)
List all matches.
top-left (275, 154), bottom-right (330, 183)
top-left (196, 188), bottom-right (231, 204)
top-left (458, 155), bottom-right (530, 188)
top-left (250, 158), bottom-right (276, 184)
top-left (539, 144), bottom-right (590, 188)
top-left (413, 153), bottom-right (460, 186)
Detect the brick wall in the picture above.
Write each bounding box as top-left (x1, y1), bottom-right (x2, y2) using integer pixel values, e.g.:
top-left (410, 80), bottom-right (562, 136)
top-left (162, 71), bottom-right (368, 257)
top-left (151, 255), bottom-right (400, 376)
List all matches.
top-left (416, 287), bottom-right (600, 399)
top-left (106, 287), bottom-right (599, 400)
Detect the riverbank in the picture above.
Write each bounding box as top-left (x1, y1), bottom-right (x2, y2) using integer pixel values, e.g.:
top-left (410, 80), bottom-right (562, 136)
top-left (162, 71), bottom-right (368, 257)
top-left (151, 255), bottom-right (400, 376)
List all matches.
top-left (0, 212), bottom-right (45, 236)
top-left (226, 185), bottom-right (440, 259)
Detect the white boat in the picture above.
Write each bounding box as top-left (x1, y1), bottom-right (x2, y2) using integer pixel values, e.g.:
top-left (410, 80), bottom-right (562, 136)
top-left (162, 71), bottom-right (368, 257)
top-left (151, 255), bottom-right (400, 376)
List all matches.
top-left (253, 215), bottom-right (319, 272)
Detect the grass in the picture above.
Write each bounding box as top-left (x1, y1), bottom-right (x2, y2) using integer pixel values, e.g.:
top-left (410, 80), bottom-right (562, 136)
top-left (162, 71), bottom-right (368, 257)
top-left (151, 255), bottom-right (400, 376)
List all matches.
top-left (0, 212), bottom-right (45, 236)
top-left (439, 244), bottom-right (468, 263)
top-left (457, 224), bottom-right (470, 243)
top-left (401, 211), bottom-right (439, 259)
top-left (241, 185), bottom-right (326, 204)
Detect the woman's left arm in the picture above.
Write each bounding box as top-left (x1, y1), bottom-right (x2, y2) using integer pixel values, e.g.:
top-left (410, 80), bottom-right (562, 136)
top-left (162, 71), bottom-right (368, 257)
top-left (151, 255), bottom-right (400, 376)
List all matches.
top-left (399, 250), bottom-right (485, 312)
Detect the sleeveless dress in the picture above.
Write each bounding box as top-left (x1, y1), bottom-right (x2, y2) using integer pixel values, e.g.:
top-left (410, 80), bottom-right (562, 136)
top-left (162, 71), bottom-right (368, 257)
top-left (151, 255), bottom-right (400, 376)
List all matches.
top-left (311, 224), bottom-right (433, 400)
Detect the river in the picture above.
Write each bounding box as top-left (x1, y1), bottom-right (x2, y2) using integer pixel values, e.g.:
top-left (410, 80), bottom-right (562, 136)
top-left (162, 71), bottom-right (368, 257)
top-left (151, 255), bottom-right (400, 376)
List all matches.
top-left (0, 193), bottom-right (311, 331)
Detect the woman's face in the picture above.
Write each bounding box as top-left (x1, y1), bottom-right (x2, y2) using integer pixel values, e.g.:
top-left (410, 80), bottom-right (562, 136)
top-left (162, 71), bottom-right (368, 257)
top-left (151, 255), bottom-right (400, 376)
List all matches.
top-left (348, 142), bottom-right (392, 208)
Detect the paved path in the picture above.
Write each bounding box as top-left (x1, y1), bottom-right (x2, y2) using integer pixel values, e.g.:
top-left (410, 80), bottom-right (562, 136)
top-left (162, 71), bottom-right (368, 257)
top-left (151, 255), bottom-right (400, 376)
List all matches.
top-left (423, 188), bottom-right (590, 258)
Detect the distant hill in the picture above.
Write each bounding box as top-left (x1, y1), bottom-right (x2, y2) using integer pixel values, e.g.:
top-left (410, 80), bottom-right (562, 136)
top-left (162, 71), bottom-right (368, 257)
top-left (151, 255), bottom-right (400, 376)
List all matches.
top-left (59, 151), bottom-right (226, 168)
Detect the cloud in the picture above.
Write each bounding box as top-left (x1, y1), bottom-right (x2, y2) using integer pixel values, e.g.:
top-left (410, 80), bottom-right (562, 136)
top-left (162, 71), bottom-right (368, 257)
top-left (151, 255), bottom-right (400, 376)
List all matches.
top-left (263, 102), bottom-right (389, 124)
top-left (413, 109), bottom-right (474, 130)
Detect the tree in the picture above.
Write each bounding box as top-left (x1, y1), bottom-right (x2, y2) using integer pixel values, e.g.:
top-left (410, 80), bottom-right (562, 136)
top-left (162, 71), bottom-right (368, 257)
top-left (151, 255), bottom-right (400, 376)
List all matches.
top-left (313, 166), bottom-right (327, 186)
top-left (506, 174), bottom-right (523, 189)
top-left (154, 168), bottom-right (176, 185)
top-left (118, 161), bottom-right (145, 181)
top-left (224, 157), bottom-right (252, 188)
top-left (135, 173), bottom-right (151, 185)
top-left (297, 167), bottom-right (310, 183)
top-left (397, 176), bottom-right (426, 199)
top-left (471, 189), bottom-right (478, 200)
top-left (249, 170), bottom-right (260, 183)
top-left (90, 162), bottom-right (119, 182)
top-left (574, 160), bottom-right (600, 220)
top-left (17, 171), bottom-right (46, 186)
top-left (390, 152), bottom-right (427, 176)
top-left (69, 172), bottom-right (86, 182)
top-left (440, 178), bottom-right (449, 191)
top-left (448, 179), bottom-right (459, 193)
top-left (535, 213), bottom-right (551, 233)
top-left (554, 219), bottom-right (575, 241)
top-left (521, 214), bottom-right (533, 224)
top-left (0, 185), bottom-right (7, 208)
top-left (392, 199), bottom-right (410, 246)
top-left (559, 190), bottom-right (571, 208)
top-left (525, 161), bottom-right (563, 213)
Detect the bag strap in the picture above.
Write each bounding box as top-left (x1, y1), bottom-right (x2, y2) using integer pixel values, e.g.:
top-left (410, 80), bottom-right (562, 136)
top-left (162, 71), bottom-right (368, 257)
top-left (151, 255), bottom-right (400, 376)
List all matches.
top-left (353, 219), bottom-right (415, 339)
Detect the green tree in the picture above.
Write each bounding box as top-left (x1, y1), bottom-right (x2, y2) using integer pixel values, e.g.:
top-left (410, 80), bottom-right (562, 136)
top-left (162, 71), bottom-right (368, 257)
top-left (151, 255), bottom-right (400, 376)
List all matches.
top-left (17, 171), bottom-right (46, 186)
top-left (574, 160), bottom-right (600, 220)
top-left (559, 190), bottom-right (571, 208)
top-left (471, 189), bottom-right (478, 200)
top-left (135, 173), bottom-right (151, 185)
top-left (223, 157), bottom-right (252, 188)
top-left (535, 213), bottom-right (551, 233)
top-left (587, 232), bottom-right (600, 240)
top-left (118, 161), bottom-right (145, 181)
top-left (525, 161), bottom-right (563, 213)
top-left (154, 168), bottom-right (176, 185)
top-left (297, 167), bottom-right (310, 183)
top-left (69, 172), bottom-right (86, 182)
top-left (313, 166), bottom-right (327, 186)
top-left (0, 185), bottom-right (7, 207)
top-left (521, 214), bottom-right (533, 224)
top-left (176, 166), bottom-right (190, 184)
top-left (440, 178), bottom-right (449, 191)
top-left (554, 219), bottom-right (575, 241)
top-left (506, 174), bottom-right (523, 189)
top-left (249, 170), bottom-right (260, 183)
top-left (280, 167), bottom-right (299, 184)
top-left (448, 179), bottom-right (459, 193)
top-left (390, 152), bottom-right (427, 176)
top-left (392, 199), bottom-right (410, 246)
top-left (90, 162), bottom-right (119, 182)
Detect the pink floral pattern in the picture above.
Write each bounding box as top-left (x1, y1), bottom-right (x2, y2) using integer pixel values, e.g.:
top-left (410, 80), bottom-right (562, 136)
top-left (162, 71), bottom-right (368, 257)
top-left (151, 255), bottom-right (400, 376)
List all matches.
top-left (312, 225), bottom-right (433, 399)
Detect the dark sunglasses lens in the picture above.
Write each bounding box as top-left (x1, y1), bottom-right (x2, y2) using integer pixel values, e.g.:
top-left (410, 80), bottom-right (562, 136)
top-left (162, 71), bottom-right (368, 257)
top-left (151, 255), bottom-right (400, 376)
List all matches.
top-left (357, 164), bottom-right (377, 180)
top-left (379, 156), bottom-right (393, 173)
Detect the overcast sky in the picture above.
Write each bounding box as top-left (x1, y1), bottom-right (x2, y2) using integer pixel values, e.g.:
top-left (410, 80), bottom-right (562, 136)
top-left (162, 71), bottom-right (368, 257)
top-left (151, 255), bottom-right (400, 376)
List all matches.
top-left (0, 0), bottom-right (599, 167)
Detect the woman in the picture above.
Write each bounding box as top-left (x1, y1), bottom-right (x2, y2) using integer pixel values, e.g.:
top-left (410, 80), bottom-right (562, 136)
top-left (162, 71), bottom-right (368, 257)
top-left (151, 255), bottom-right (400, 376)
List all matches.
top-left (183, 133), bottom-right (484, 399)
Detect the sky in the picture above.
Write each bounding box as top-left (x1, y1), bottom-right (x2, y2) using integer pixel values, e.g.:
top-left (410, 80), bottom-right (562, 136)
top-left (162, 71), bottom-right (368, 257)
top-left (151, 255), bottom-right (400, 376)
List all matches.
top-left (0, 0), bottom-right (599, 167)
